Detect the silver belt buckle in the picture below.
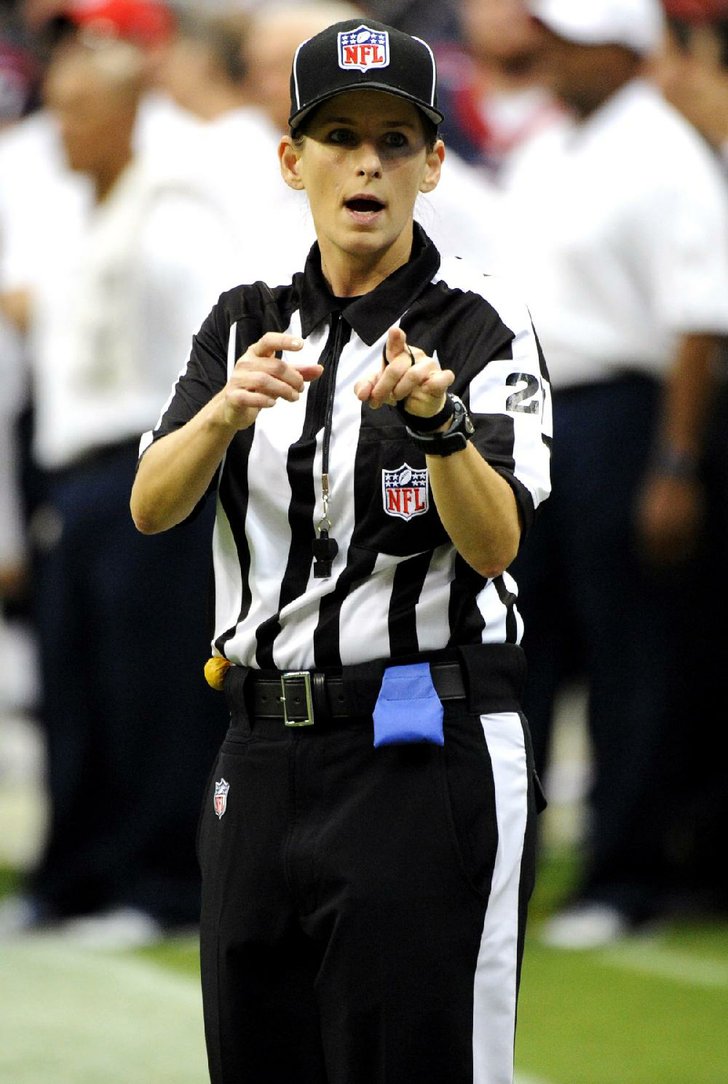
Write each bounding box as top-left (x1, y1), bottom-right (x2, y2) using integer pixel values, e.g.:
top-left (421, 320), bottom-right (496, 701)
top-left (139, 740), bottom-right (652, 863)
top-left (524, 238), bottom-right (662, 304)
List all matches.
top-left (280, 671), bottom-right (315, 727)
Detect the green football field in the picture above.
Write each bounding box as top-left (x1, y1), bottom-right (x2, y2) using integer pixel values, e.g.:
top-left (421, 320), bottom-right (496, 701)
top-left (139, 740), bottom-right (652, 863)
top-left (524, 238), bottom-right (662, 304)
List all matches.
top-left (518, 849), bottom-right (728, 1084)
top-left (1, 699), bottom-right (726, 1083)
top-left (2, 846), bottom-right (727, 1084)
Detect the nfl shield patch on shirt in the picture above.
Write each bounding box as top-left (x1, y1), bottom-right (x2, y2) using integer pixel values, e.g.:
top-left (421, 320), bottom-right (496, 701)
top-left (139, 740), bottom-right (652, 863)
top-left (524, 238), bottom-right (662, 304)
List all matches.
top-left (382, 464), bottom-right (429, 521)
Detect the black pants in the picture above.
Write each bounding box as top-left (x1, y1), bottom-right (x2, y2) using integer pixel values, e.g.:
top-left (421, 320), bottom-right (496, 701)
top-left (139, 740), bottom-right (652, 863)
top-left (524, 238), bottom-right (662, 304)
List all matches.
top-left (197, 660), bottom-right (539, 1084)
top-left (30, 443), bottom-right (228, 923)
top-left (511, 376), bottom-right (694, 919)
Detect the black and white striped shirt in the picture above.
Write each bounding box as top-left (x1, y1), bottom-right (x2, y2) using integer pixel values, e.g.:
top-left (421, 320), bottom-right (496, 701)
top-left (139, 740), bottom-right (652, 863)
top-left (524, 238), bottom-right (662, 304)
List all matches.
top-left (142, 227), bottom-right (551, 670)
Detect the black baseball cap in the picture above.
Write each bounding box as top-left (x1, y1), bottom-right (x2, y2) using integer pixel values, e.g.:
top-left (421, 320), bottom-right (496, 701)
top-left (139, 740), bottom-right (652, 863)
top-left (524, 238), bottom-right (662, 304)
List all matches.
top-left (288, 18), bottom-right (444, 131)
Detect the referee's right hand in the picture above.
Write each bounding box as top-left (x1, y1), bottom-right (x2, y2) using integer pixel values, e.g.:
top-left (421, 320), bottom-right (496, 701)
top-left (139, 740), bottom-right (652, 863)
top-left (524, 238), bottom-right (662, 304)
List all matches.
top-left (222, 332), bottom-right (323, 430)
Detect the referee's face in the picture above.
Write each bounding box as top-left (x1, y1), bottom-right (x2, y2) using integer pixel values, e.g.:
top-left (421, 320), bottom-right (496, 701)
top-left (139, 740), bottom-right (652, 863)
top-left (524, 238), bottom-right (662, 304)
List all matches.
top-left (280, 90), bottom-right (443, 289)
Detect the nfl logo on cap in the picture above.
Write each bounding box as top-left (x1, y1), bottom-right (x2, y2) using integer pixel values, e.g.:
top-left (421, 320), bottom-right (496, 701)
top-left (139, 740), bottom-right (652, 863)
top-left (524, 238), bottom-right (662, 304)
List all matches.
top-left (288, 17), bottom-right (444, 133)
top-left (338, 25), bottom-right (389, 73)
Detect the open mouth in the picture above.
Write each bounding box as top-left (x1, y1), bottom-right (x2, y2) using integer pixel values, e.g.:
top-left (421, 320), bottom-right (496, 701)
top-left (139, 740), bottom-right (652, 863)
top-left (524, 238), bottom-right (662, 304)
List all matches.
top-left (345, 196), bottom-right (385, 213)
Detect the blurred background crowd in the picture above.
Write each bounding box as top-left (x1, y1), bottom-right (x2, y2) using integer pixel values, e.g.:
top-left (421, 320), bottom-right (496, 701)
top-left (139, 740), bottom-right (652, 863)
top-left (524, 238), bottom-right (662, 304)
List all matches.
top-left (0, 0), bottom-right (726, 952)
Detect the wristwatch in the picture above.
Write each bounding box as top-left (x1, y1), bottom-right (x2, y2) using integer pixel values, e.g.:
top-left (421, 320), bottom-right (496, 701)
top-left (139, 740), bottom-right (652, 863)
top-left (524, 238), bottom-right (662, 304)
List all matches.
top-left (404, 393), bottom-right (475, 457)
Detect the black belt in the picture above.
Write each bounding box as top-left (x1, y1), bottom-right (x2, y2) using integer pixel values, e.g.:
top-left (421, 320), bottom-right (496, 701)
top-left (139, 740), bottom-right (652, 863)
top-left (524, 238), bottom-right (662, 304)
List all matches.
top-left (247, 662), bottom-right (467, 728)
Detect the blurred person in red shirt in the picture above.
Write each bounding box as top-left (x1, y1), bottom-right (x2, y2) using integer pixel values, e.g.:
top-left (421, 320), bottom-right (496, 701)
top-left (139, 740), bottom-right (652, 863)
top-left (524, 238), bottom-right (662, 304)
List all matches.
top-left (0, 31), bottom-right (235, 947)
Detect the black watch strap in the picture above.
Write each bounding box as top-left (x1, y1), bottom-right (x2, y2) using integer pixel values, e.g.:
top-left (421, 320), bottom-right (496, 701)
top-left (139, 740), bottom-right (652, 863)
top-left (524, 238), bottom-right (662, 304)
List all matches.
top-left (396, 395), bottom-right (455, 432)
top-left (405, 394), bottom-right (475, 457)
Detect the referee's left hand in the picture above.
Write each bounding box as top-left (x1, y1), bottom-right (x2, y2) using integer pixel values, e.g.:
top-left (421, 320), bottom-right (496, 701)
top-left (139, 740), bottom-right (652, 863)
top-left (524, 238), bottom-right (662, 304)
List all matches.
top-left (355, 326), bottom-right (454, 421)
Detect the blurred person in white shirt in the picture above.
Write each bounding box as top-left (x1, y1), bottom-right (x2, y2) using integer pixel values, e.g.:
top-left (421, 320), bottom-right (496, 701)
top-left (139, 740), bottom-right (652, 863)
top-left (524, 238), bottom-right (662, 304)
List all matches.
top-left (0, 34), bottom-right (236, 945)
top-left (496, 0), bottom-right (728, 948)
top-left (0, 20), bottom-right (53, 715)
top-left (650, 0), bottom-right (728, 917)
top-left (0, 0), bottom-right (208, 727)
top-left (152, 4), bottom-right (314, 285)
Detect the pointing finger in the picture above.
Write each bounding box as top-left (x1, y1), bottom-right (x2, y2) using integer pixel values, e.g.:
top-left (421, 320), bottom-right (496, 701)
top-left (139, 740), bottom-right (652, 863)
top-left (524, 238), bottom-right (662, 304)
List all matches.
top-left (249, 332), bottom-right (304, 358)
top-left (382, 326), bottom-right (415, 368)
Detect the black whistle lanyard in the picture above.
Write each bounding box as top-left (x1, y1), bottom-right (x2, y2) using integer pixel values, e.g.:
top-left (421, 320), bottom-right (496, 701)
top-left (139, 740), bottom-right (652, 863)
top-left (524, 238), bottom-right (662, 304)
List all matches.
top-left (259, 283), bottom-right (347, 579)
top-left (312, 311), bottom-right (348, 578)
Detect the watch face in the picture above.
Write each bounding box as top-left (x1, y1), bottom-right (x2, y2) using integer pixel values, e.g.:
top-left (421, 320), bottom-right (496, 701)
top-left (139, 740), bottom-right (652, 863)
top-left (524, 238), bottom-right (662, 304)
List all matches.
top-left (450, 396), bottom-right (474, 435)
top-left (405, 392), bottom-right (473, 455)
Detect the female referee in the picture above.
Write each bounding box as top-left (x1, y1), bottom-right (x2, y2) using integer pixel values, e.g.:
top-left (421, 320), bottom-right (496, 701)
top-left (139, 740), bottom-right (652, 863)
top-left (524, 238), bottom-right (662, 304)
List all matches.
top-left (131, 17), bottom-right (551, 1084)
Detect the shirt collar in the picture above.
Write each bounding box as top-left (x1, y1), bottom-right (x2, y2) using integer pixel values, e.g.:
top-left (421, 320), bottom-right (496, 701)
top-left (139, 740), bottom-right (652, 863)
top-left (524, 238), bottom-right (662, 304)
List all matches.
top-left (299, 224), bottom-right (441, 345)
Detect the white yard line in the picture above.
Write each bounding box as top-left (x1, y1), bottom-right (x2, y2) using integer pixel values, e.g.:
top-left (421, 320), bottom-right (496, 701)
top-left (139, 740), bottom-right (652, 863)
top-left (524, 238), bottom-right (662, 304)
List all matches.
top-left (598, 941), bottom-right (728, 990)
top-left (0, 939), bottom-right (208, 1084)
top-left (0, 937), bottom-right (558, 1084)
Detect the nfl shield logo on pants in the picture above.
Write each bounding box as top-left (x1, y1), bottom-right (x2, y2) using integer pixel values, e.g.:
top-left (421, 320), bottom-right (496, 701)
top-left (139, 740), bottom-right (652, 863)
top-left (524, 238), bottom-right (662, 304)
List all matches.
top-left (214, 778), bottom-right (229, 819)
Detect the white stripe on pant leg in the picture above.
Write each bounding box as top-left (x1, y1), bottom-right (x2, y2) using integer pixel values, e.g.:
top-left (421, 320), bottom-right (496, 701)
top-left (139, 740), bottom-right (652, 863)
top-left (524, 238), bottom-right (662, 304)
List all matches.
top-left (473, 712), bottom-right (529, 1084)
